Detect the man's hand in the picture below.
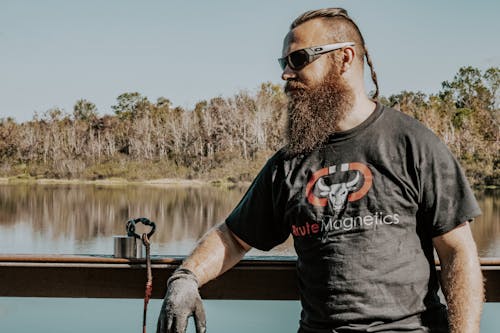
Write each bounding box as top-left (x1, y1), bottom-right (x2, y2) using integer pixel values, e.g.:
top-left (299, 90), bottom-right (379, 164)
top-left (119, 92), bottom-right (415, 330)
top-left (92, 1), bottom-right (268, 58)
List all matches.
top-left (156, 268), bottom-right (206, 333)
top-left (156, 222), bottom-right (251, 333)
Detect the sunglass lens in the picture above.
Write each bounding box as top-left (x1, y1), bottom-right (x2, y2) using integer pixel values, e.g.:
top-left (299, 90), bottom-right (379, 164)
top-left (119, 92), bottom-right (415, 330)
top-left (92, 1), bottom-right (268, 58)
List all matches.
top-left (289, 50), bottom-right (308, 70)
top-left (278, 58), bottom-right (287, 70)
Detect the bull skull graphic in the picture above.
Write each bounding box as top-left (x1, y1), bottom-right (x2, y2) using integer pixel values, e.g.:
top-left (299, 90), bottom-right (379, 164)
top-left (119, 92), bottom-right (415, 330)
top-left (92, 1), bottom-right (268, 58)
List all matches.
top-left (305, 162), bottom-right (373, 211)
top-left (316, 171), bottom-right (360, 212)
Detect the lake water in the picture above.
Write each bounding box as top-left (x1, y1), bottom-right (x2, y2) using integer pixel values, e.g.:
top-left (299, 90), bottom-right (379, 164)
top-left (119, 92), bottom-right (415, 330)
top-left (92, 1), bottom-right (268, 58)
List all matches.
top-left (0, 184), bottom-right (498, 256)
top-left (0, 184), bottom-right (498, 332)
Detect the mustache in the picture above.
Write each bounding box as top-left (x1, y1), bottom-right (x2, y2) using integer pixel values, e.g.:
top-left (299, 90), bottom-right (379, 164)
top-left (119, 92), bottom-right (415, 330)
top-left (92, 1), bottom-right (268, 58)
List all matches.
top-left (284, 80), bottom-right (308, 93)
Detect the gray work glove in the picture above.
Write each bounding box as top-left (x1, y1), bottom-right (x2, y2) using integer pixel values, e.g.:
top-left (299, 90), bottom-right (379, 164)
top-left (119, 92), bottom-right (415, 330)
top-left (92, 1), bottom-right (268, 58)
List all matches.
top-left (156, 268), bottom-right (206, 333)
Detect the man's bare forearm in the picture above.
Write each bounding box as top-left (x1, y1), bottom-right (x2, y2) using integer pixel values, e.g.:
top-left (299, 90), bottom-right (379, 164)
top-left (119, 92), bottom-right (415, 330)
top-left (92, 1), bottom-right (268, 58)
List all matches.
top-left (180, 222), bottom-right (250, 286)
top-left (439, 246), bottom-right (483, 332)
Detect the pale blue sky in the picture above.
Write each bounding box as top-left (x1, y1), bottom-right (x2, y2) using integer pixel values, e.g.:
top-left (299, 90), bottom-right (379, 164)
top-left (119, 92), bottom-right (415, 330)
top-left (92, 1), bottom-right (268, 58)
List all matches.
top-left (1, 0), bottom-right (499, 122)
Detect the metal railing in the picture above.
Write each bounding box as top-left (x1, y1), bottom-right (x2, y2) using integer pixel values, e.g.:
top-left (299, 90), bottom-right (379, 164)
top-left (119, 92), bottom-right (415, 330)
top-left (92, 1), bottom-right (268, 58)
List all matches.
top-left (0, 255), bottom-right (498, 302)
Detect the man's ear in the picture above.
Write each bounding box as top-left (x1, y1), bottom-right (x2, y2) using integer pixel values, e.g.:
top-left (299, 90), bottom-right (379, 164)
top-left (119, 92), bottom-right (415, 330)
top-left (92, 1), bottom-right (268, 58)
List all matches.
top-left (341, 46), bottom-right (355, 73)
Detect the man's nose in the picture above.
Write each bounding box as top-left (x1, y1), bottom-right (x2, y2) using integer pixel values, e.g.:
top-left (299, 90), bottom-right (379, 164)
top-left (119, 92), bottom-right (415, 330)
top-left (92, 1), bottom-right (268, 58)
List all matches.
top-left (281, 65), bottom-right (297, 81)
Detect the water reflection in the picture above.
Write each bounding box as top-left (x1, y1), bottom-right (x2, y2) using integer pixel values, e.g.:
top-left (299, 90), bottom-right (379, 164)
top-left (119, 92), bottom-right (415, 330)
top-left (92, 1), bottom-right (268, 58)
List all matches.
top-left (0, 184), bottom-right (497, 257)
top-left (0, 184), bottom-right (246, 255)
top-left (470, 189), bottom-right (500, 257)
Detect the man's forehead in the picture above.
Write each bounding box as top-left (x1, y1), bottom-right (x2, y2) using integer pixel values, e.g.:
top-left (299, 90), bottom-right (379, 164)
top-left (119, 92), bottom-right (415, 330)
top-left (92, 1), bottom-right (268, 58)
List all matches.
top-left (282, 19), bottom-right (335, 54)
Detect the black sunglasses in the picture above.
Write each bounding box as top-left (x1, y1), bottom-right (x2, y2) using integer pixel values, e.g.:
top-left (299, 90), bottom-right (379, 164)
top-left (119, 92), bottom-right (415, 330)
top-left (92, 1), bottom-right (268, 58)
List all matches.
top-left (278, 42), bottom-right (355, 71)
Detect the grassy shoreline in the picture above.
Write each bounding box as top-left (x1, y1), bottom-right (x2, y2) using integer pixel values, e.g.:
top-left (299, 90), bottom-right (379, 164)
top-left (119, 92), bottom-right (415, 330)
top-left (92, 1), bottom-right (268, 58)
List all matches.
top-left (0, 176), bottom-right (250, 188)
top-left (0, 175), bottom-right (496, 191)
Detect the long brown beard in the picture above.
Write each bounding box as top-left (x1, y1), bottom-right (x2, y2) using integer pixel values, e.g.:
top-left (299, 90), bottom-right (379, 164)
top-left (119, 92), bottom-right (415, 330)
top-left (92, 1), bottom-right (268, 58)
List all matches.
top-left (284, 68), bottom-right (355, 156)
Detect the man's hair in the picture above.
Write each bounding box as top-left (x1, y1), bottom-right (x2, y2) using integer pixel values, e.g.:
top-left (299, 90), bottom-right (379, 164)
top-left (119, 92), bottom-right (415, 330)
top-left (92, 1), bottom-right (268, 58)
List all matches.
top-left (291, 8), bottom-right (379, 99)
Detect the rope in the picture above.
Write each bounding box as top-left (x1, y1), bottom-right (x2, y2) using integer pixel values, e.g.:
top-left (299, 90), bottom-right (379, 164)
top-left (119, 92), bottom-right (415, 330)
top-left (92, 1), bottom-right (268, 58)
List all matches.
top-left (124, 217), bottom-right (156, 333)
top-left (142, 233), bottom-right (152, 333)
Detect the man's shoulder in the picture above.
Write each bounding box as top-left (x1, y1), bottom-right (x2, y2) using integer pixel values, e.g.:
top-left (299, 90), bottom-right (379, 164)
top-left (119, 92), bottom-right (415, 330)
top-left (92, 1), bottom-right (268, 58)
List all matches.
top-left (267, 148), bottom-right (287, 166)
top-left (253, 149), bottom-right (287, 179)
top-left (380, 104), bottom-right (442, 144)
top-left (378, 105), bottom-right (460, 169)
top-left (381, 104), bottom-right (426, 129)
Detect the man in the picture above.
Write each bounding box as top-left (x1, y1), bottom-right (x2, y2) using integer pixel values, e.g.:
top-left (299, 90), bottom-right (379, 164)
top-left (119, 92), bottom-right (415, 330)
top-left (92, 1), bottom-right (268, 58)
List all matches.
top-left (157, 8), bottom-right (483, 333)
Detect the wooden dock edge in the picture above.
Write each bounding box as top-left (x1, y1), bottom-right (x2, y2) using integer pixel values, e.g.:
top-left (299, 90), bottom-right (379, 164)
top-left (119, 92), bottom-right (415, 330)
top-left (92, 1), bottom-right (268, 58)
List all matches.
top-left (0, 255), bottom-right (498, 301)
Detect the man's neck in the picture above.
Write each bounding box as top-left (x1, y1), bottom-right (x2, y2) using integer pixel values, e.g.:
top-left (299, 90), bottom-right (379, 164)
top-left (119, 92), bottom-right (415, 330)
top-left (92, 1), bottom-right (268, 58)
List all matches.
top-left (336, 94), bottom-right (377, 132)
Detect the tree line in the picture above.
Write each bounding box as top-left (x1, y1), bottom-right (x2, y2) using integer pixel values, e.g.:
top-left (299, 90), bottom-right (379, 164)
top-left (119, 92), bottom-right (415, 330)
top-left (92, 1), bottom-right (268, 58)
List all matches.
top-left (0, 66), bottom-right (498, 186)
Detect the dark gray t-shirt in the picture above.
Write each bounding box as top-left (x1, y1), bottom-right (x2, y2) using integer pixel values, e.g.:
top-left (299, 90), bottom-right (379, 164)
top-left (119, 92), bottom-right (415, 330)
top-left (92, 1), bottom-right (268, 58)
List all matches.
top-left (226, 103), bottom-right (481, 332)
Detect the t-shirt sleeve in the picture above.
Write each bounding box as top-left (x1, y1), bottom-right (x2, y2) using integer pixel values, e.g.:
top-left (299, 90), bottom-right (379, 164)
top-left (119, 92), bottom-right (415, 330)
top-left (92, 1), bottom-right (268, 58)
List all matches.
top-left (225, 155), bottom-right (290, 251)
top-left (417, 134), bottom-right (481, 237)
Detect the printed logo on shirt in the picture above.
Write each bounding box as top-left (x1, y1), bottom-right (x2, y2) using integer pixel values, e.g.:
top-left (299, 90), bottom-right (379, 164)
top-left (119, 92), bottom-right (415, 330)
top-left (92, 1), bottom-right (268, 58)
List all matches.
top-left (293, 162), bottom-right (400, 238)
top-left (291, 213), bottom-right (400, 237)
top-left (305, 162), bottom-right (373, 212)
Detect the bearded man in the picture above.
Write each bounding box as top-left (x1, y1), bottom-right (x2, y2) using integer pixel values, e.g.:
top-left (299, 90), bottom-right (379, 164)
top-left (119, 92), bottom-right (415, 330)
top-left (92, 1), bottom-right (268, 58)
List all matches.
top-left (156, 8), bottom-right (483, 333)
